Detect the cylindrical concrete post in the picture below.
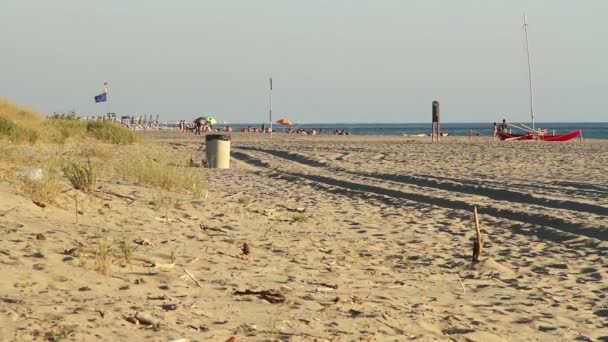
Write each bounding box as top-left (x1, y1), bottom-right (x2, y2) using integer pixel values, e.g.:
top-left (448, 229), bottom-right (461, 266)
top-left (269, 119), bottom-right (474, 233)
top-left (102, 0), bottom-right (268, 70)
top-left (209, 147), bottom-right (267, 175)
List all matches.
top-left (432, 101), bottom-right (440, 142)
top-left (205, 134), bottom-right (231, 169)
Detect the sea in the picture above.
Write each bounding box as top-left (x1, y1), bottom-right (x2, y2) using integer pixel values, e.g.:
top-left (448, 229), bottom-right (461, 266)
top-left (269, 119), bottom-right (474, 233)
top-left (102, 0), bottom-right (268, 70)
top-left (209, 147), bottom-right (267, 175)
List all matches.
top-left (220, 122), bottom-right (608, 139)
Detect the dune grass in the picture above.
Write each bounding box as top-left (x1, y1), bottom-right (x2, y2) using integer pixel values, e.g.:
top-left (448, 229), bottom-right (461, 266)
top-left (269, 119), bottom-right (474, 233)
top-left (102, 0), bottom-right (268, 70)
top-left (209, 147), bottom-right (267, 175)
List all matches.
top-left (0, 117), bottom-right (40, 144)
top-left (86, 121), bottom-right (136, 144)
top-left (1, 98), bottom-right (203, 207)
top-left (117, 148), bottom-right (202, 195)
top-left (63, 159), bottom-right (97, 193)
top-left (0, 98), bottom-right (135, 145)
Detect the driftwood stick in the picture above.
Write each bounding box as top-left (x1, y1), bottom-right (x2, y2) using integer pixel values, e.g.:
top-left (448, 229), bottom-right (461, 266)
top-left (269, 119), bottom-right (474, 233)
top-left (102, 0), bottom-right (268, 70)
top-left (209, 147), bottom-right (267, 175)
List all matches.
top-left (225, 191), bottom-right (243, 199)
top-left (183, 268), bottom-right (203, 288)
top-left (200, 224), bottom-right (227, 234)
top-left (456, 274), bottom-right (466, 293)
top-left (94, 189), bottom-right (136, 201)
top-left (472, 206), bottom-right (483, 263)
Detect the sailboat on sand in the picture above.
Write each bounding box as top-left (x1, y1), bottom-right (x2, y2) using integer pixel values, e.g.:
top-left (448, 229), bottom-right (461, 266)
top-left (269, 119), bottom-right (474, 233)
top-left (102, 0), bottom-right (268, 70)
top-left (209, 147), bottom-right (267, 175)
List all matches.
top-left (498, 15), bottom-right (581, 141)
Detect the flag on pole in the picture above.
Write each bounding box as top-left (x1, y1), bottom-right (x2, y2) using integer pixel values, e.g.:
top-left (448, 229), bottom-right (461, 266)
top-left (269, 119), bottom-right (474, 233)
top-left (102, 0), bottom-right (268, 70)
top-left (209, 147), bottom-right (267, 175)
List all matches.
top-left (94, 92), bottom-right (107, 103)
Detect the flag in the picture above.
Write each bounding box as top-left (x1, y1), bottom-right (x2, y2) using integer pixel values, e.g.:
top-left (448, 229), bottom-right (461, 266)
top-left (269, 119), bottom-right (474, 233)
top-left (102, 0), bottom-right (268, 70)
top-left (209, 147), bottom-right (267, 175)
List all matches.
top-left (270, 77), bottom-right (272, 90)
top-left (94, 92), bottom-right (107, 103)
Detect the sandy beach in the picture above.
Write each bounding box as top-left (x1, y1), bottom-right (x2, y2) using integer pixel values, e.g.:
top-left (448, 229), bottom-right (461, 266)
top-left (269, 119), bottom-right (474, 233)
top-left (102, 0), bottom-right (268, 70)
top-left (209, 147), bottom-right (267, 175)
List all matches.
top-left (1, 132), bottom-right (607, 341)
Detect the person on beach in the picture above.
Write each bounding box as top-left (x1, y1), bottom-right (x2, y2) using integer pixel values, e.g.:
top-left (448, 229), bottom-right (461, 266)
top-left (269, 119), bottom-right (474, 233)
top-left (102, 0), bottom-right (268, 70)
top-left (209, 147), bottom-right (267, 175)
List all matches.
top-left (499, 119), bottom-right (508, 133)
top-left (493, 122), bottom-right (498, 141)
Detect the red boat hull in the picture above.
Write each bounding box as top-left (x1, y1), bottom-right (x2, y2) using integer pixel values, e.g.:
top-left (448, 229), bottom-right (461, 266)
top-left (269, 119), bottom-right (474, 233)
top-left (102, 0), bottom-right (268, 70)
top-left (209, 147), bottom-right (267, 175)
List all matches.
top-left (498, 129), bottom-right (581, 141)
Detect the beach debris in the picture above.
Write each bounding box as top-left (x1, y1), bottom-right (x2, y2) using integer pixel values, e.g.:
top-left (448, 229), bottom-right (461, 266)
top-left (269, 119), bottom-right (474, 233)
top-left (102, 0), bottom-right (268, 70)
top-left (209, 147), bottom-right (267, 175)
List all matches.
top-left (233, 289), bottom-right (286, 304)
top-left (32, 263), bottom-right (45, 270)
top-left (471, 206), bottom-right (483, 263)
top-left (442, 327), bottom-right (476, 335)
top-left (200, 224), bottom-right (227, 234)
top-left (277, 204), bottom-right (306, 212)
top-left (183, 268), bottom-right (204, 288)
top-left (21, 167), bottom-right (43, 180)
top-left (32, 200), bottom-right (46, 208)
top-left (162, 303), bottom-right (178, 311)
top-left (188, 324), bottom-right (210, 332)
top-left (456, 274), bottom-right (466, 293)
top-left (97, 189), bottom-right (136, 202)
top-left (234, 323), bottom-right (257, 336)
top-left (64, 248), bottom-right (79, 257)
top-left (152, 262), bottom-right (176, 269)
top-left (2, 297), bottom-right (23, 304)
top-left (235, 242), bottom-right (252, 261)
top-left (126, 311), bottom-right (161, 329)
top-left (35, 233), bottom-right (46, 240)
top-left (308, 281), bottom-right (338, 289)
top-left (133, 237), bottom-right (153, 246)
top-left (225, 191), bottom-right (244, 199)
top-left (348, 308), bottom-right (364, 317)
top-left (262, 208), bottom-right (277, 217)
top-left (26, 251), bottom-right (45, 258)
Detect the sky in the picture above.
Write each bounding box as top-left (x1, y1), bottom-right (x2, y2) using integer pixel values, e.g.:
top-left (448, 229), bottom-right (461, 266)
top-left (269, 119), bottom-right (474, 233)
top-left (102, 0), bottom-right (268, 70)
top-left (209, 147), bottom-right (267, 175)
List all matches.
top-left (1, 0), bottom-right (606, 123)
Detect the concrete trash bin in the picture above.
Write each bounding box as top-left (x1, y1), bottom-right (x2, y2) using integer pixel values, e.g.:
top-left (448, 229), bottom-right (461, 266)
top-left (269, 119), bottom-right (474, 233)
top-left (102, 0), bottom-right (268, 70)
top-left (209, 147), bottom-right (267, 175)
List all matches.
top-left (205, 134), bottom-right (231, 168)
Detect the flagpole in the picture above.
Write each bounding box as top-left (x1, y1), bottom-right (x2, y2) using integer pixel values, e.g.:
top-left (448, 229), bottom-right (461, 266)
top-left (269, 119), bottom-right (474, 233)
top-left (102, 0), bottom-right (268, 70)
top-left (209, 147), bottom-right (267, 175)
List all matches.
top-left (269, 77), bottom-right (273, 138)
top-left (104, 82), bottom-right (109, 119)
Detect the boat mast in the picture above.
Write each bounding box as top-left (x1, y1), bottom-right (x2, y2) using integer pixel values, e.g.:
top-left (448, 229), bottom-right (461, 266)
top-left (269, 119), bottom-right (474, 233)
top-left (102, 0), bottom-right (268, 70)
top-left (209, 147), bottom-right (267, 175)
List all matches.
top-left (523, 14), bottom-right (535, 131)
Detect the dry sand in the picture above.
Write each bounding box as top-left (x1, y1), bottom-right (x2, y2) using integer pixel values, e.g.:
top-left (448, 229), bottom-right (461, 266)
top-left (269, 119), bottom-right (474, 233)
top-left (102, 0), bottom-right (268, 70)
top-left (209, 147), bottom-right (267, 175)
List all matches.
top-left (1, 132), bottom-right (607, 341)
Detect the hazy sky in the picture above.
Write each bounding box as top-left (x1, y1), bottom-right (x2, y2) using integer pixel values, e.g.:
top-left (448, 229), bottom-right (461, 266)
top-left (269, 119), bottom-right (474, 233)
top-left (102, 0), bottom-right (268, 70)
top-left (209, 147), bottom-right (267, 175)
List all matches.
top-left (1, 1), bottom-right (606, 123)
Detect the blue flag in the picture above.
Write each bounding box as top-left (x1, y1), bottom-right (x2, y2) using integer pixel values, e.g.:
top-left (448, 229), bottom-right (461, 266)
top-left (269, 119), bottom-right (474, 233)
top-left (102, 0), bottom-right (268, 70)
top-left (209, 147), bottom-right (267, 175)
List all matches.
top-left (94, 92), bottom-right (107, 103)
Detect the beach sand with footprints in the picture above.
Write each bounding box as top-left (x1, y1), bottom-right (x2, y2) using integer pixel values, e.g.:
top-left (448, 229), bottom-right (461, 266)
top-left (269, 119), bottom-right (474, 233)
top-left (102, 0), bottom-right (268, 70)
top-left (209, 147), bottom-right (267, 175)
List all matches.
top-left (1, 132), bottom-right (607, 341)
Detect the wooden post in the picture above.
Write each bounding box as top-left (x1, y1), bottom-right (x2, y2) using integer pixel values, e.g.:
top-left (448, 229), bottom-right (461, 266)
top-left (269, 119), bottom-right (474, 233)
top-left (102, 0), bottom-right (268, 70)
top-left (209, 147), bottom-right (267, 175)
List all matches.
top-left (432, 101), bottom-right (440, 142)
top-left (472, 206), bottom-right (483, 263)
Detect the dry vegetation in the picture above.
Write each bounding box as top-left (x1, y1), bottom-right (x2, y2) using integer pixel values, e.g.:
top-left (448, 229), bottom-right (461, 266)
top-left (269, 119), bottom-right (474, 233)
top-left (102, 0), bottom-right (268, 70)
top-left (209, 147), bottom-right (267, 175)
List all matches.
top-left (0, 98), bottom-right (205, 276)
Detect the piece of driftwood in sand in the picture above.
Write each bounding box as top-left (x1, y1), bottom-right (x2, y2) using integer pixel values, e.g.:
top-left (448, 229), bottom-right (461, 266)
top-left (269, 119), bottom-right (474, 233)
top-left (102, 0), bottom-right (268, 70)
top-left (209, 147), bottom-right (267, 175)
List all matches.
top-left (200, 224), bottom-right (228, 234)
top-left (233, 289), bottom-right (285, 303)
top-left (94, 189), bottom-right (136, 202)
top-left (472, 206), bottom-right (483, 263)
top-left (183, 268), bottom-right (203, 288)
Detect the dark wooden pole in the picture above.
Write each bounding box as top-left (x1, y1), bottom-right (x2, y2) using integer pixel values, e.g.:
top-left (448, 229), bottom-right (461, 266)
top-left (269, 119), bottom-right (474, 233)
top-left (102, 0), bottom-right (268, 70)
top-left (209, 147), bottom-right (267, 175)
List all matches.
top-left (432, 101), bottom-right (440, 142)
top-left (472, 206), bottom-right (483, 263)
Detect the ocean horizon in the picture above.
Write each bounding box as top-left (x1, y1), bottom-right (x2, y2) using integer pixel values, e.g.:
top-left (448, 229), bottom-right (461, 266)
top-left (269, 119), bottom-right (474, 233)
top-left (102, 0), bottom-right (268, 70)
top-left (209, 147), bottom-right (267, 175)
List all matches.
top-left (217, 122), bottom-right (608, 139)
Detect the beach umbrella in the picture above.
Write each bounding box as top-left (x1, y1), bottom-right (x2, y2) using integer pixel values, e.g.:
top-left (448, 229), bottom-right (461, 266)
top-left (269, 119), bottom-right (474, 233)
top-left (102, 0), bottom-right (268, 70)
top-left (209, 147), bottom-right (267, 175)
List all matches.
top-left (276, 118), bottom-right (292, 126)
top-left (195, 116), bottom-right (218, 125)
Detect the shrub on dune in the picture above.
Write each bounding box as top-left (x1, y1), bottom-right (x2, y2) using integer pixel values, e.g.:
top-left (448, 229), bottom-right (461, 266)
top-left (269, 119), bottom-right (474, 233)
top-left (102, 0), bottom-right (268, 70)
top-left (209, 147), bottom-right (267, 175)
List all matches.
top-left (86, 121), bottom-right (136, 145)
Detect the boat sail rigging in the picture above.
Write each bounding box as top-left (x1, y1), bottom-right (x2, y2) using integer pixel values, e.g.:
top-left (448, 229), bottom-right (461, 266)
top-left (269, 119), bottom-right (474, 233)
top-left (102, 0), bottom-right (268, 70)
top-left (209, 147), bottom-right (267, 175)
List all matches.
top-left (523, 14), bottom-right (535, 131)
top-left (497, 15), bottom-right (581, 141)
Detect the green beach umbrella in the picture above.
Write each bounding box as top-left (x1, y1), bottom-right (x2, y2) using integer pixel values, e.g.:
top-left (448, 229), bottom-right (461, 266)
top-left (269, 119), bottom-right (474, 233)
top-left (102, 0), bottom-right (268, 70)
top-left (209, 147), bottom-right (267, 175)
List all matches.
top-left (195, 116), bottom-right (218, 125)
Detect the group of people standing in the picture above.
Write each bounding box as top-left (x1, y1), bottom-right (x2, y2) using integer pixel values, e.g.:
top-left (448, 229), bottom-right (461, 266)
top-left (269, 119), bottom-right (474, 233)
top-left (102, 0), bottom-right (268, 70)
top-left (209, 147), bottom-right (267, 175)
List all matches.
top-left (177, 120), bottom-right (214, 134)
top-left (493, 119), bottom-right (509, 136)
